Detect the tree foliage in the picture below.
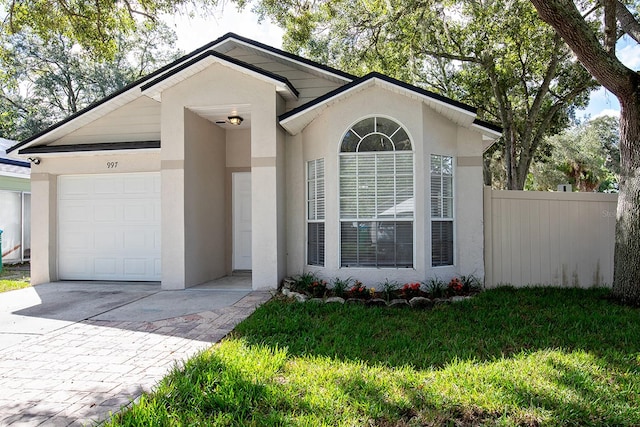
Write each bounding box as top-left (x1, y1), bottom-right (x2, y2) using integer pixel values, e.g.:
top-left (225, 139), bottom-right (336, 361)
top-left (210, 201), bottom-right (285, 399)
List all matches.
top-left (251, 0), bottom-right (598, 189)
top-left (528, 115), bottom-right (620, 192)
top-left (0, 22), bottom-right (182, 140)
top-left (0, 0), bottom-right (215, 59)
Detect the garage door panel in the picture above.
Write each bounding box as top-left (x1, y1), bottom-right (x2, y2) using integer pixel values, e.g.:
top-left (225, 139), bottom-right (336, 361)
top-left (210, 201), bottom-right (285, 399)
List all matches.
top-left (94, 205), bottom-right (119, 222)
top-left (124, 259), bottom-right (147, 275)
top-left (59, 256), bottom-right (89, 276)
top-left (95, 177), bottom-right (124, 195)
top-left (123, 204), bottom-right (150, 222)
top-left (58, 173), bottom-right (161, 281)
top-left (59, 202), bottom-right (91, 222)
top-left (62, 231), bottom-right (93, 250)
top-left (59, 177), bottom-right (92, 198)
top-left (94, 231), bottom-right (118, 250)
top-left (94, 258), bottom-right (117, 275)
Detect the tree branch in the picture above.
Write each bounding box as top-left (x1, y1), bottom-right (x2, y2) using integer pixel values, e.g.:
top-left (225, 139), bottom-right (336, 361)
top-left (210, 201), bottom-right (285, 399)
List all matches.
top-left (418, 47), bottom-right (481, 64)
top-left (603, 0), bottom-right (617, 54)
top-left (522, 34), bottom-right (563, 147)
top-left (616, 0), bottom-right (640, 44)
top-left (530, 0), bottom-right (635, 98)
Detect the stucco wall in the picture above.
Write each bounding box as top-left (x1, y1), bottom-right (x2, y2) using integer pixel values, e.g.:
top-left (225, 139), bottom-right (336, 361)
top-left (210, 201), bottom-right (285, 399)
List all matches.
top-left (160, 62), bottom-right (285, 289)
top-left (184, 109), bottom-right (226, 286)
top-left (286, 85), bottom-right (486, 286)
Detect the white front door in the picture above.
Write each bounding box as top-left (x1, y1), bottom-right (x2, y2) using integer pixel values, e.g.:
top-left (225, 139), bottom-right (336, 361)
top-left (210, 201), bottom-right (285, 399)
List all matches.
top-left (232, 172), bottom-right (252, 270)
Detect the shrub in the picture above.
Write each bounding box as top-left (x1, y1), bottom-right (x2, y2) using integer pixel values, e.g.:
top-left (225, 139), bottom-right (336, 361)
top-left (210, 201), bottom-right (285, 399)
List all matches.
top-left (460, 274), bottom-right (483, 292)
top-left (293, 272), bottom-right (326, 296)
top-left (400, 282), bottom-right (422, 299)
top-left (425, 277), bottom-right (446, 298)
top-left (448, 277), bottom-right (464, 295)
top-left (330, 277), bottom-right (354, 298)
top-left (378, 279), bottom-right (400, 301)
top-left (347, 281), bottom-right (370, 299)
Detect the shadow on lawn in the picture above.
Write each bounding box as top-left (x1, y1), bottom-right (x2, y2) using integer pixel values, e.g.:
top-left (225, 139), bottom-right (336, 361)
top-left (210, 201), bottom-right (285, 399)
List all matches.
top-left (234, 287), bottom-right (640, 369)
top-left (225, 287), bottom-right (640, 425)
top-left (107, 288), bottom-right (640, 426)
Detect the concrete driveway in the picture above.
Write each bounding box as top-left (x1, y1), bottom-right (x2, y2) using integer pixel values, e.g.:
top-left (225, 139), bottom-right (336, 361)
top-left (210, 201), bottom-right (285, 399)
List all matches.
top-left (0, 279), bottom-right (272, 426)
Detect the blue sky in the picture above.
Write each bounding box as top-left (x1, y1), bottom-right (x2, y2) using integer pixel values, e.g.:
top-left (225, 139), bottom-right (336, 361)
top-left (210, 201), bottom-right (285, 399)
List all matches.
top-left (165, 8), bottom-right (640, 120)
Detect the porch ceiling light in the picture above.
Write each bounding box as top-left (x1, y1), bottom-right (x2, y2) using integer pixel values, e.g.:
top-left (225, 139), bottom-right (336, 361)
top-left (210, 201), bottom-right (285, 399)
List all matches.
top-left (228, 115), bottom-right (244, 126)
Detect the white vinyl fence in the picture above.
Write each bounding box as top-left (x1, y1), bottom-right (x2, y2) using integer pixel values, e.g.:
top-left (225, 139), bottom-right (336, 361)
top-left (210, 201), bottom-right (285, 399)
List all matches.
top-left (484, 187), bottom-right (617, 288)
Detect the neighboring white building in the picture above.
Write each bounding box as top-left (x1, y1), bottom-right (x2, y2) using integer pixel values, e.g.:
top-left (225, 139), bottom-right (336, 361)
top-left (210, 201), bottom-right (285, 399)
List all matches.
top-left (7, 33), bottom-right (501, 289)
top-left (0, 138), bottom-right (31, 263)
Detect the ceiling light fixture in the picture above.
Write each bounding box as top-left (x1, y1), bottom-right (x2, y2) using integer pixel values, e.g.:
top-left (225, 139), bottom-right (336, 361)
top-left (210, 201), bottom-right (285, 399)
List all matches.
top-left (228, 115), bottom-right (244, 126)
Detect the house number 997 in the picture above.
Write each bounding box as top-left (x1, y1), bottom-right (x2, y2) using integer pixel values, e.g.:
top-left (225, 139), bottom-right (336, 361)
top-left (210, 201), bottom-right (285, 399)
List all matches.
top-left (107, 161), bottom-right (118, 168)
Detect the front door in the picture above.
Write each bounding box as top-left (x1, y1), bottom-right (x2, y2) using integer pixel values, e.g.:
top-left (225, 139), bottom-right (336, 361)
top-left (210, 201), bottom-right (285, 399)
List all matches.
top-left (232, 172), bottom-right (252, 270)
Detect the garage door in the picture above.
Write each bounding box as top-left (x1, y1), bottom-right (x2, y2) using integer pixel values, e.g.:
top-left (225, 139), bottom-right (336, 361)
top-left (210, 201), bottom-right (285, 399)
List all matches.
top-left (58, 173), bottom-right (161, 281)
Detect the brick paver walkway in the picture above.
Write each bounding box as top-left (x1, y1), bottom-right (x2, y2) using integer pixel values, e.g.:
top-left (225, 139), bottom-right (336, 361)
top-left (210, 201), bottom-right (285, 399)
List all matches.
top-left (0, 291), bottom-right (272, 426)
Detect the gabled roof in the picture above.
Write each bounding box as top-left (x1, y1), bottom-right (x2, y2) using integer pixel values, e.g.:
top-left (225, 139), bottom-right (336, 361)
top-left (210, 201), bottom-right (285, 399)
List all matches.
top-left (279, 72), bottom-right (502, 140)
top-left (140, 51), bottom-right (299, 101)
top-left (8, 33), bottom-right (501, 155)
top-left (7, 32), bottom-right (355, 155)
top-left (0, 138), bottom-right (30, 175)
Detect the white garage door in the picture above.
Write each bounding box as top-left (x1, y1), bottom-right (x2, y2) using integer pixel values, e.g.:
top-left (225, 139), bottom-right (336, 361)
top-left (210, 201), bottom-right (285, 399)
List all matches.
top-left (58, 173), bottom-right (161, 281)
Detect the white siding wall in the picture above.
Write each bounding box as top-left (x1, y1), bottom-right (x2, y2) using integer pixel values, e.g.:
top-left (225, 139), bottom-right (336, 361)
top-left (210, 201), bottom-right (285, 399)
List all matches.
top-left (484, 188), bottom-right (617, 288)
top-left (51, 96), bottom-right (160, 145)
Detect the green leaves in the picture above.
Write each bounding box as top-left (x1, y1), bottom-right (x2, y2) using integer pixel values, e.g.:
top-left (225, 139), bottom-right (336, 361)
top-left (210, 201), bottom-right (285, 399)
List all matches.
top-left (0, 0), bottom-right (217, 60)
top-left (0, 23), bottom-right (182, 140)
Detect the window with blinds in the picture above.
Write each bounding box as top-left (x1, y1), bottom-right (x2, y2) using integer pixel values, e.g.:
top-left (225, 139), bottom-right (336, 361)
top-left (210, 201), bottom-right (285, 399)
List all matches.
top-left (339, 117), bottom-right (414, 268)
top-left (307, 159), bottom-right (325, 266)
top-left (431, 154), bottom-right (454, 266)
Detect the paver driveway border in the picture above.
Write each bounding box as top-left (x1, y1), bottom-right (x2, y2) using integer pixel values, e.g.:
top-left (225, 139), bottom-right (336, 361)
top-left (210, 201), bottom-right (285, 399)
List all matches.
top-left (0, 283), bottom-right (272, 427)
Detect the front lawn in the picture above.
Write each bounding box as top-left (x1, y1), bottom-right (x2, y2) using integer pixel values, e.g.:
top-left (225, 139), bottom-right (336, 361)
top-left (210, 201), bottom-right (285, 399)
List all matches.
top-left (0, 263), bottom-right (30, 293)
top-left (106, 287), bottom-right (640, 426)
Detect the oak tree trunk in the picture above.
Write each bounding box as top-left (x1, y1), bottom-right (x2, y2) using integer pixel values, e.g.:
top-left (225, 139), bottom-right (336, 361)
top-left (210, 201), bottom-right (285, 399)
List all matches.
top-left (612, 97), bottom-right (640, 303)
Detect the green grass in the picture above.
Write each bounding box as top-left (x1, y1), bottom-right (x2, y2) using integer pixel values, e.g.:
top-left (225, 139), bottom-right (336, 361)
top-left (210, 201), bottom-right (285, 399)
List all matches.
top-left (106, 287), bottom-right (640, 426)
top-left (0, 264), bottom-right (30, 293)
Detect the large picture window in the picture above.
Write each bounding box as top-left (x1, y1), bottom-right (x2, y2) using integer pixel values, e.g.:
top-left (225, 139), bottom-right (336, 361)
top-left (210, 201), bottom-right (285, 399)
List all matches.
top-left (307, 159), bottom-right (325, 266)
top-left (431, 154), bottom-right (454, 266)
top-left (339, 117), bottom-right (414, 268)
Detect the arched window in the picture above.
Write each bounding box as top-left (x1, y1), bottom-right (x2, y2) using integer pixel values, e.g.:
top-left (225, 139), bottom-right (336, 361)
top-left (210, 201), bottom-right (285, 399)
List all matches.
top-left (339, 117), bottom-right (414, 267)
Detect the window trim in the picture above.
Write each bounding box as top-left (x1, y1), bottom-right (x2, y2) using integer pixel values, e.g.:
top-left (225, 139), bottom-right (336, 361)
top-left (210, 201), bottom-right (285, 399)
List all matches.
top-left (306, 158), bottom-right (325, 266)
top-left (430, 154), bottom-right (455, 267)
top-left (338, 115), bottom-right (416, 269)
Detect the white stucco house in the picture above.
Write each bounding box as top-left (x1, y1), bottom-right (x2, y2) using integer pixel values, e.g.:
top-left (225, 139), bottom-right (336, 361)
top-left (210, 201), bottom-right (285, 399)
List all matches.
top-left (7, 33), bottom-right (501, 290)
top-left (0, 138), bottom-right (31, 263)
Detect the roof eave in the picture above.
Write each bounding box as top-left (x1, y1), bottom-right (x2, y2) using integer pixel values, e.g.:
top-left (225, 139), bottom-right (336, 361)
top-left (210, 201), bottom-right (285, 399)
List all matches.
top-left (141, 51), bottom-right (299, 102)
top-left (279, 73), bottom-right (480, 136)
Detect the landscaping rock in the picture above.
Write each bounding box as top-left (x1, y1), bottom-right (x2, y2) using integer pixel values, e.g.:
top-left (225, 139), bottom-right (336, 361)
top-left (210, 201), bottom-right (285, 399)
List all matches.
top-left (409, 297), bottom-right (434, 309)
top-left (289, 292), bottom-right (308, 302)
top-left (345, 298), bottom-right (365, 305)
top-left (388, 299), bottom-right (410, 308)
top-left (325, 297), bottom-right (345, 304)
top-left (433, 298), bottom-right (450, 306)
top-left (308, 298), bottom-right (324, 304)
top-left (451, 296), bottom-right (471, 303)
top-left (366, 298), bottom-right (388, 307)
top-left (282, 277), bottom-right (297, 290)
top-left (281, 288), bottom-right (291, 296)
